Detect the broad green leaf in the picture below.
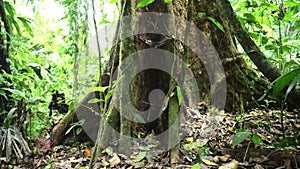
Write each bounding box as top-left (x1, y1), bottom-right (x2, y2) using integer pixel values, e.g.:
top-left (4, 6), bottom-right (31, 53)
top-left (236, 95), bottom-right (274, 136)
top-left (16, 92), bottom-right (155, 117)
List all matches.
top-left (164, 0), bottom-right (173, 2)
top-left (4, 107), bottom-right (17, 127)
top-left (232, 131), bottom-right (252, 147)
top-left (0, 90), bottom-right (8, 99)
top-left (88, 98), bottom-right (104, 104)
top-left (8, 16), bottom-right (21, 35)
top-left (268, 4), bottom-right (278, 10)
top-left (265, 44), bottom-right (277, 50)
top-left (105, 89), bottom-right (115, 101)
top-left (17, 17), bottom-right (33, 36)
top-left (271, 67), bottom-right (300, 97)
top-left (243, 13), bottom-right (256, 22)
top-left (191, 163), bottom-right (201, 169)
top-left (65, 120), bottom-right (84, 135)
top-left (251, 134), bottom-right (264, 145)
top-left (132, 151), bottom-right (146, 162)
top-left (207, 17), bottom-right (224, 32)
top-left (4, 88), bottom-right (25, 98)
top-left (28, 96), bottom-right (43, 104)
top-left (76, 128), bottom-right (82, 135)
top-left (87, 86), bottom-right (108, 93)
top-left (285, 1), bottom-right (299, 7)
top-left (136, 0), bottom-right (155, 8)
top-left (285, 74), bottom-right (300, 100)
top-left (176, 86), bottom-right (183, 106)
top-left (4, 1), bottom-right (15, 16)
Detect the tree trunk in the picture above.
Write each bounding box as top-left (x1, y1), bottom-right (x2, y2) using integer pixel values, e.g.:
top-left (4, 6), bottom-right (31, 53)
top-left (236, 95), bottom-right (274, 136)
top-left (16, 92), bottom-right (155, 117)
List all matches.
top-left (0, 0), bottom-right (11, 74)
top-left (0, 0), bottom-right (11, 125)
top-left (217, 0), bottom-right (282, 82)
top-left (52, 0), bottom-right (292, 166)
top-left (87, 0), bottom-right (270, 167)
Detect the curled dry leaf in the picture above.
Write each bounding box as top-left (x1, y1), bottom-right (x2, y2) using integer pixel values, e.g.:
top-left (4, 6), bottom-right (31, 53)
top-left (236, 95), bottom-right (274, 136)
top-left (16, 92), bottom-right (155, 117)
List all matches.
top-left (218, 159), bottom-right (239, 169)
top-left (201, 158), bottom-right (218, 166)
top-left (213, 155), bottom-right (230, 163)
top-left (109, 153), bottom-right (121, 167)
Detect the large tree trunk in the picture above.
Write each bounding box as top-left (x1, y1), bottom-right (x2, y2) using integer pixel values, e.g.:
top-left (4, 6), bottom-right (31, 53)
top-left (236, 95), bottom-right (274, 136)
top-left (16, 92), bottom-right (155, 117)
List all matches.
top-left (52, 0), bottom-right (267, 145)
top-left (87, 0), bottom-right (270, 167)
top-left (51, 2), bottom-right (300, 166)
top-left (52, 0), bottom-right (296, 167)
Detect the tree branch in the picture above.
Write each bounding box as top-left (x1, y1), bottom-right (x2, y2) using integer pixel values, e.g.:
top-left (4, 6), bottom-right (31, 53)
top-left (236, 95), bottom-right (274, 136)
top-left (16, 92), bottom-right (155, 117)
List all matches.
top-left (216, 0), bottom-right (281, 81)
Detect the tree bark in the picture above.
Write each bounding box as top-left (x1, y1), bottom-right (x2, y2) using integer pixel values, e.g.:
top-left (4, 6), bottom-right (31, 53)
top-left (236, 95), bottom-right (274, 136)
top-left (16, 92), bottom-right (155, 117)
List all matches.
top-left (0, 0), bottom-right (11, 125)
top-left (91, 0), bottom-right (267, 155)
top-left (89, 0), bottom-right (267, 166)
top-left (0, 0), bottom-right (11, 74)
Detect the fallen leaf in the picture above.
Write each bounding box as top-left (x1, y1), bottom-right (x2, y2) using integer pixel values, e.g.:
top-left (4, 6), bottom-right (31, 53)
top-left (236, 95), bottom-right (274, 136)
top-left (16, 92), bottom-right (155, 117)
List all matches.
top-left (109, 153), bottom-right (121, 167)
top-left (133, 161), bottom-right (145, 168)
top-left (201, 158), bottom-right (218, 166)
top-left (218, 159), bottom-right (239, 169)
top-left (102, 159), bottom-right (109, 166)
top-left (84, 148), bottom-right (91, 157)
top-left (213, 155), bottom-right (230, 163)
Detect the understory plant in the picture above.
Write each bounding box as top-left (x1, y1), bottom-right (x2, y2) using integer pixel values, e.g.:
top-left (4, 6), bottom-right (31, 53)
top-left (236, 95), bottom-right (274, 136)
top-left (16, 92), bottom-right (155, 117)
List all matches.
top-left (0, 108), bottom-right (31, 162)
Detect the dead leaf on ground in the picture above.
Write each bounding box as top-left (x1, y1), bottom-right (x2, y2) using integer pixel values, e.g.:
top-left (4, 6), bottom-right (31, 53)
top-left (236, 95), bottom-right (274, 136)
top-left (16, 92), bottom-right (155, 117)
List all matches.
top-left (218, 159), bottom-right (239, 169)
top-left (109, 153), bottom-right (121, 167)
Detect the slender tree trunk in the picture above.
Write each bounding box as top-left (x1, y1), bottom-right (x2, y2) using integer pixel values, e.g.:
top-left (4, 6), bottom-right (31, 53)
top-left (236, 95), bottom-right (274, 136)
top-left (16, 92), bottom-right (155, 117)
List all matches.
top-left (0, 0), bottom-right (11, 125)
top-left (0, 0), bottom-right (11, 74)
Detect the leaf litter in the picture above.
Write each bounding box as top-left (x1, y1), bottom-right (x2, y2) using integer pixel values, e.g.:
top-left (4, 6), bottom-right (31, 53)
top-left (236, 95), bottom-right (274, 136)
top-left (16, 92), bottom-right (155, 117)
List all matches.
top-left (1, 109), bottom-right (299, 169)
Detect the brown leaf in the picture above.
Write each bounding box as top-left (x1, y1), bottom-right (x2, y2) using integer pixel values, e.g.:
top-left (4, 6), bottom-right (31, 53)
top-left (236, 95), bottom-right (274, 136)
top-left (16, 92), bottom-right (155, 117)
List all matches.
top-left (84, 148), bottom-right (91, 157)
top-left (213, 155), bottom-right (230, 163)
top-left (218, 159), bottom-right (239, 169)
top-left (109, 153), bottom-right (121, 167)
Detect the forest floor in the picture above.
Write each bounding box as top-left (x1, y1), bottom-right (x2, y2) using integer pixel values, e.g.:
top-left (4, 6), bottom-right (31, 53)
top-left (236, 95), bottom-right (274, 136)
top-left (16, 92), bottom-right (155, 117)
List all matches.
top-left (2, 109), bottom-right (300, 169)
